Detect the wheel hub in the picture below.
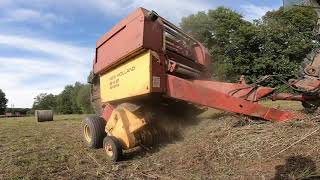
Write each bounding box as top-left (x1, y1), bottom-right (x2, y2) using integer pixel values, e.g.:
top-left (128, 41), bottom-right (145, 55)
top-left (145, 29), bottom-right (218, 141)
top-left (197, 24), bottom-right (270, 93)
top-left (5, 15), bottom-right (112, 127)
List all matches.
top-left (105, 144), bottom-right (114, 157)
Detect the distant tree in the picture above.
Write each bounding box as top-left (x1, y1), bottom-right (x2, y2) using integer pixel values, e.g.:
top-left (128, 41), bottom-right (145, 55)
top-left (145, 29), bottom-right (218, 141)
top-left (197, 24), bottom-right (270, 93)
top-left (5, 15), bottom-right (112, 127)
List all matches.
top-left (6, 108), bottom-right (31, 115)
top-left (252, 7), bottom-right (318, 85)
top-left (71, 82), bottom-right (84, 114)
top-left (55, 82), bottom-right (90, 114)
top-left (33, 82), bottom-right (94, 115)
top-left (32, 93), bottom-right (57, 111)
top-left (56, 85), bottom-right (74, 114)
top-left (76, 84), bottom-right (93, 114)
top-left (0, 89), bottom-right (8, 115)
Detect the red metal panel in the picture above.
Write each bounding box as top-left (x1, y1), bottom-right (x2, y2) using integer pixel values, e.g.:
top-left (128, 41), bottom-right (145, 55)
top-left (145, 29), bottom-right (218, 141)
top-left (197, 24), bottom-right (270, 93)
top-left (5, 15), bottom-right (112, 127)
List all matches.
top-left (194, 44), bottom-right (211, 75)
top-left (94, 12), bottom-right (145, 74)
top-left (166, 75), bottom-right (301, 122)
top-left (94, 8), bottom-right (164, 75)
top-left (96, 8), bottom-right (145, 48)
top-left (102, 104), bottom-right (114, 122)
top-left (193, 80), bottom-right (274, 101)
top-left (151, 52), bottom-right (166, 93)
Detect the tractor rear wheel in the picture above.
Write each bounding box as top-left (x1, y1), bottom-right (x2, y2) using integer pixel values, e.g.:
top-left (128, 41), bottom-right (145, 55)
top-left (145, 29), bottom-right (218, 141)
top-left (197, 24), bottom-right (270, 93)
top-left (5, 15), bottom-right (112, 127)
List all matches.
top-left (82, 116), bottom-right (106, 148)
top-left (103, 136), bottom-right (123, 162)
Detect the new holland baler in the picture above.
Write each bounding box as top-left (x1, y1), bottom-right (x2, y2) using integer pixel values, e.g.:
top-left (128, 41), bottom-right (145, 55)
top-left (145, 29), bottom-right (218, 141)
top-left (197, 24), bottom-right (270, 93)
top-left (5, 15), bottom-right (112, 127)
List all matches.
top-left (82, 8), bottom-right (319, 161)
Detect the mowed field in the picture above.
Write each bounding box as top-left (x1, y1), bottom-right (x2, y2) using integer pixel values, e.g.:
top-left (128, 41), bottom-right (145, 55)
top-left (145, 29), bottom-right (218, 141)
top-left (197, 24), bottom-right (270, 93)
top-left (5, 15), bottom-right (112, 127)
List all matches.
top-left (1, 101), bottom-right (320, 179)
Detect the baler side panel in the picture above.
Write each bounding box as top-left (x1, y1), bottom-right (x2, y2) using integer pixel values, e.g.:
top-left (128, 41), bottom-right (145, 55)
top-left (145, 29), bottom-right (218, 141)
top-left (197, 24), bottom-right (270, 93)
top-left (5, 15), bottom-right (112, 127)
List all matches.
top-left (94, 14), bottom-right (145, 74)
top-left (100, 51), bottom-right (152, 102)
top-left (94, 8), bottom-right (164, 75)
top-left (96, 8), bottom-right (147, 48)
top-left (151, 52), bottom-right (167, 93)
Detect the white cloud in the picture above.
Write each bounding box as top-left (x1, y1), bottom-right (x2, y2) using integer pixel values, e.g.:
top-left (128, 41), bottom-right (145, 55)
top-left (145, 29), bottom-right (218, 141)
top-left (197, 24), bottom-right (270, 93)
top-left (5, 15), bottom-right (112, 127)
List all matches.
top-left (0, 57), bottom-right (89, 108)
top-left (4, 8), bottom-right (65, 23)
top-left (5, 88), bottom-right (63, 109)
top-left (0, 34), bottom-right (93, 108)
top-left (132, 0), bottom-right (212, 23)
top-left (0, 57), bottom-right (85, 81)
top-left (0, 0), bottom-right (67, 28)
top-left (3, 0), bottom-right (213, 24)
top-left (0, 34), bottom-right (93, 63)
top-left (85, 0), bottom-right (213, 23)
top-left (0, 0), bottom-right (11, 7)
top-left (240, 4), bottom-right (274, 21)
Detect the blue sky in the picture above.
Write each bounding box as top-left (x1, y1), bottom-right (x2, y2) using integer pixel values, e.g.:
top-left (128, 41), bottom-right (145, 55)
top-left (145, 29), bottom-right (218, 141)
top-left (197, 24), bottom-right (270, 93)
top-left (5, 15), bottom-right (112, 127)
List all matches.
top-left (0, 0), bottom-right (283, 108)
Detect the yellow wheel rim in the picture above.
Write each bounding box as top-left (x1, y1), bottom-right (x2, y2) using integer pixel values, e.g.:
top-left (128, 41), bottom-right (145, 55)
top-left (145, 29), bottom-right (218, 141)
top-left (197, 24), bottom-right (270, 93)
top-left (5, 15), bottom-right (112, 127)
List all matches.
top-left (104, 143), bottom-right (114, 157)
top-left (84, 124), bottom-right (92, 143)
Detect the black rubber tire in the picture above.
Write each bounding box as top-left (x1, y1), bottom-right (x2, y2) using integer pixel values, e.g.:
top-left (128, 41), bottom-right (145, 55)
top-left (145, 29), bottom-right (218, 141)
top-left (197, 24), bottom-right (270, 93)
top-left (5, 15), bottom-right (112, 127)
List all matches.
top-left (82, 116), bottom-right (106, 149)
top-left (103, 136), bottom-right (123, 162)
top-left (302, 102), bottom-right (318, 114)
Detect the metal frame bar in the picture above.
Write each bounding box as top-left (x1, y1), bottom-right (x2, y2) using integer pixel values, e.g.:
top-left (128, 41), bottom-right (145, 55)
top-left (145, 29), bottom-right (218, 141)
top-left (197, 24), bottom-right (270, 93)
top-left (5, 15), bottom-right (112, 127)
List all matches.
top-left (166, 75), bottom-right (301, 122)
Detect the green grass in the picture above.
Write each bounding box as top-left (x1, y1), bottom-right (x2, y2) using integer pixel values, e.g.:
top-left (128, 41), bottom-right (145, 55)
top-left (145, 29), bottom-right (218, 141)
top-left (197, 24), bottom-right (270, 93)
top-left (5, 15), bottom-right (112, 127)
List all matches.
top-left (0, 114), bottom-right (114, 179)
top-left (0, 101), bottom-right (319, 179)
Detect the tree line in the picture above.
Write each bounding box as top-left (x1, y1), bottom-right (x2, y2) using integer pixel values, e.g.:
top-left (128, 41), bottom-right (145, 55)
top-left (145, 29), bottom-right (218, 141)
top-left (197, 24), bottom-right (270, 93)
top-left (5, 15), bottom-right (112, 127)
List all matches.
top-left (0, 89), bottom-right (30, 116)
top-left (0, 82), bottom-right (93, 115)
top-left (180, 6), bottom-right (319, 88)
top-left (0, 89), bottom-right (8, 115)
top-left (32, 82), bottom-right (93, 114)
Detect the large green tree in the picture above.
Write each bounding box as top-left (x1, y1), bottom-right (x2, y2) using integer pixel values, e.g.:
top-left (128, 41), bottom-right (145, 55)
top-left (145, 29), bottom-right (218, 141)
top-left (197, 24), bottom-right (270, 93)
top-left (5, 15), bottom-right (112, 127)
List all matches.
top-left (181, 6), bottom-right (318, 85)
top-left (56, 85), bottom-right (74, 114)
top-left (76, 84), bottom-right (93, 114)
top-left (0, 89), bottom-right (8, 115)
top-left (181, 7), bottom-right (259, 81)
top-left (70, 82), bottom-right (83, 114)
top-left (53, 82), bottom-right (93, 114)
top-left (32, 93), bottom-right (57, 111)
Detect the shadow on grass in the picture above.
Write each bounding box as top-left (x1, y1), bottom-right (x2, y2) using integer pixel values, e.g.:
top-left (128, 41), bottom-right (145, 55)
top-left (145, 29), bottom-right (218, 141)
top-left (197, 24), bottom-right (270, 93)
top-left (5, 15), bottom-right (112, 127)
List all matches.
top-left (274, 155), bottom-right (319, 180)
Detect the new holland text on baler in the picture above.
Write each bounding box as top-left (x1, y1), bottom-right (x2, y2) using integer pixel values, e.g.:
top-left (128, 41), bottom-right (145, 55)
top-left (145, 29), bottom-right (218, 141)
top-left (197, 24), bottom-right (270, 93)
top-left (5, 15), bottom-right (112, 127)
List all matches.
top-left (82, 8), bottom-right (320, 161)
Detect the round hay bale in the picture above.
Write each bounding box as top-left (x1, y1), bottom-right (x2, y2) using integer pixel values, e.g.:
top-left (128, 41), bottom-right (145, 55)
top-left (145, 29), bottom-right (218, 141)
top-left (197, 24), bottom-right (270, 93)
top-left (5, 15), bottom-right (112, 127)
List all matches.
top-left (36, 110), bottom-right (54, 122)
